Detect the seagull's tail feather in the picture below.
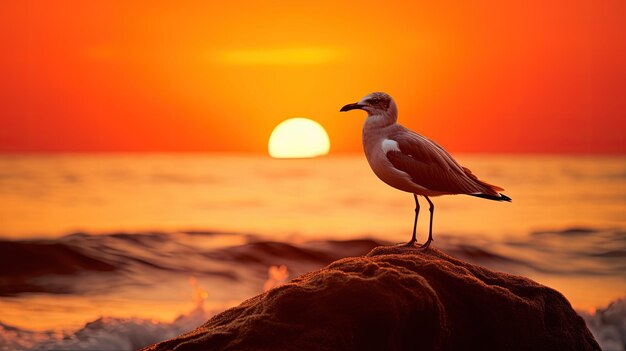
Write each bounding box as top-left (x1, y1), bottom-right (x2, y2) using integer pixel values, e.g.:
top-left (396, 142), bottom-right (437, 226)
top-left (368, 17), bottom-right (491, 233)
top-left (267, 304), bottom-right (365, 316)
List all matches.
top-left (462, 167), bottom-right (505, 192)
top-left (467, 193), bottom-right (512, 202)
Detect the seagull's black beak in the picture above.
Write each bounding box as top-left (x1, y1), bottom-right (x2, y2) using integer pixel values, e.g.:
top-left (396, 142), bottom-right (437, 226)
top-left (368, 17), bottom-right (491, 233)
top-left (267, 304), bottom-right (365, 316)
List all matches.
top-left (340, 103), bottom-right (365, 112)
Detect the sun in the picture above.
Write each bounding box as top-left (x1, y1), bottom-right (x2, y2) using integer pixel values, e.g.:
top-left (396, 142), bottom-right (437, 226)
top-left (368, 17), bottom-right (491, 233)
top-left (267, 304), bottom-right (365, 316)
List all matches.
top-left (268, 118), bottom-right (331, 158)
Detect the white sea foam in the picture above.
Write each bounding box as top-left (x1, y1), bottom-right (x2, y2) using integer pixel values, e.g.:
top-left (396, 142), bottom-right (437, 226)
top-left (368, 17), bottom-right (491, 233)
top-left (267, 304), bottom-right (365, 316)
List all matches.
top-left (0, 306), bottom-right (214, 351)
top-left (580, 298), bottom-right (626, 351)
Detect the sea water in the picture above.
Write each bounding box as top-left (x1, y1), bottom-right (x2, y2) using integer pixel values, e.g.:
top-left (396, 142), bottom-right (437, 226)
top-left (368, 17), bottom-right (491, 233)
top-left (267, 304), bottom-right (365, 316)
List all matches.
top-left (0, 154), bottom-right (624, 350)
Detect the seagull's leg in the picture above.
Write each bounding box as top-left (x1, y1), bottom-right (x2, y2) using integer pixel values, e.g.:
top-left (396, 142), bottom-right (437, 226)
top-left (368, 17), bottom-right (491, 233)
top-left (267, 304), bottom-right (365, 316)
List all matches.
top-left (420, 196), bottom-right (434, 249)
top-left (405, 194), bottom-right (420, 246)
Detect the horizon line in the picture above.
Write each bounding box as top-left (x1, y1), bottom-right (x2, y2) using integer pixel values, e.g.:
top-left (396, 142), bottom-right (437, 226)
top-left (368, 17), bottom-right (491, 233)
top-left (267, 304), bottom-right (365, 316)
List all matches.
top-left (0, 150), bottom-right (624, 157)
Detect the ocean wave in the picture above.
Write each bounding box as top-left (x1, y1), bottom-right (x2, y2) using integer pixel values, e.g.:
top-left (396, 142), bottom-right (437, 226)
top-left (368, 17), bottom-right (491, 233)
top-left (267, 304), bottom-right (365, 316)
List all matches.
top-left (0, 232), bottom-right (381, 296)
top-left (1, 228), bottom-right (624, 296)
top-left (0, 240), bottom-right (117, 295)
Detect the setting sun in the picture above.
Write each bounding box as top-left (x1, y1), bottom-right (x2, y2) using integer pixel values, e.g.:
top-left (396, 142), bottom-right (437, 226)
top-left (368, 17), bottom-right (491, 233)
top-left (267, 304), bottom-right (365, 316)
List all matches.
top-left (268, 118), bottom-right (330, 158)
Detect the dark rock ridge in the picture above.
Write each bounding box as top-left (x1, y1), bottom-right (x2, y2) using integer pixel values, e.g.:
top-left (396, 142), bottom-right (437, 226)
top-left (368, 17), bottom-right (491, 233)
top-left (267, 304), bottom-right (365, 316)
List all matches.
top-left (142, 245), bottom-right (600, 351)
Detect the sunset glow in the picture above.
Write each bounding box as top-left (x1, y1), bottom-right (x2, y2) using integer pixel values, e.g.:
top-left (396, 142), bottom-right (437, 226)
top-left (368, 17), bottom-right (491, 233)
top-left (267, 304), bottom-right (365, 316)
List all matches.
top-left (1, 1), bottom-right (624, 154)
top-left (213, 47), bottom-right (340, 65)
top-left (1, 3), bottom-right (625, 349)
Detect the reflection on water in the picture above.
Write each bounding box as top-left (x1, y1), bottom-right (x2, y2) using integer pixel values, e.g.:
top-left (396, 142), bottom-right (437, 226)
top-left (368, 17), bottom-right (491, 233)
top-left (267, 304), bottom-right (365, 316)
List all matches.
top-left (0, 154), bottom-right (624, 349)
top-left (0, 154), bottom-right (624, 240)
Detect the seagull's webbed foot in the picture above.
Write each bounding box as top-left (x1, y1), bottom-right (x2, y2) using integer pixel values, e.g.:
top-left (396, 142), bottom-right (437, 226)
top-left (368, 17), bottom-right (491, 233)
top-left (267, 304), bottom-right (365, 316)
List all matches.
top-left (418, 238), bottom-right (433, 249)
top-left (402, 239), bottom-right (418, 247)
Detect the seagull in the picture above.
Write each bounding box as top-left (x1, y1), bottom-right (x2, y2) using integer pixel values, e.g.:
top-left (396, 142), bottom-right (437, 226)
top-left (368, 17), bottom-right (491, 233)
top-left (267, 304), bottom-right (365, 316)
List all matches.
top-left (340, 92), bottom-right (511, 248)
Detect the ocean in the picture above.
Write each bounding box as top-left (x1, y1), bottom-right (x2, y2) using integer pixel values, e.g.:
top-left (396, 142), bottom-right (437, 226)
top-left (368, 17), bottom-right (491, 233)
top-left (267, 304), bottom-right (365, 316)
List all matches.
top-left (0, 154), bottom-right (624, 350)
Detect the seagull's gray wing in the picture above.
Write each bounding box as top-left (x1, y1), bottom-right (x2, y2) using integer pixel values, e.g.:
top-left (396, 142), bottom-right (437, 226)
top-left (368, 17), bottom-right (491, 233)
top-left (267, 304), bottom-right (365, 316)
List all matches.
top-left (385, 130), bottom-right (502, 195)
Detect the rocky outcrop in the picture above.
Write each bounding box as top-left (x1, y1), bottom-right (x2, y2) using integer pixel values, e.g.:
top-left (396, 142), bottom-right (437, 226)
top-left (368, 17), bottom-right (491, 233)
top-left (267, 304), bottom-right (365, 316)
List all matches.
top-left (142, 245), bottom-right (600, 351)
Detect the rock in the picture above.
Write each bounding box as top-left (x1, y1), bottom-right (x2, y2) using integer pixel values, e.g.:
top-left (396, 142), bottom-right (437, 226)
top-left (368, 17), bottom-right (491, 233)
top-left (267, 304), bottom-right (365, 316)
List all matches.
top-left (142, 246), bottom-right (600, 351)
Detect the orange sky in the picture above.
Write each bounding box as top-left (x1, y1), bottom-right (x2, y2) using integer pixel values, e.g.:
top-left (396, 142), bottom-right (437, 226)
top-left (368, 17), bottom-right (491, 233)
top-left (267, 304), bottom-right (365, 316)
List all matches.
top-left (1, 0), bottom-right (624, 153)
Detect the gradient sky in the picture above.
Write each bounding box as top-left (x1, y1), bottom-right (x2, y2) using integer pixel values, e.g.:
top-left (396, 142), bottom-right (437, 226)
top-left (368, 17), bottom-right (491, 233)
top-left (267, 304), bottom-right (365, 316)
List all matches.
top-left (1, 0), bottom-right (624, 153)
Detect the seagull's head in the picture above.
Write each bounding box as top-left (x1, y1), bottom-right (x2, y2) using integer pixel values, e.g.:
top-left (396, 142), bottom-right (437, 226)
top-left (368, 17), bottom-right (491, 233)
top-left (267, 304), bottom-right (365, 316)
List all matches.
top-left (340, 92), bottom-right (398, 121)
